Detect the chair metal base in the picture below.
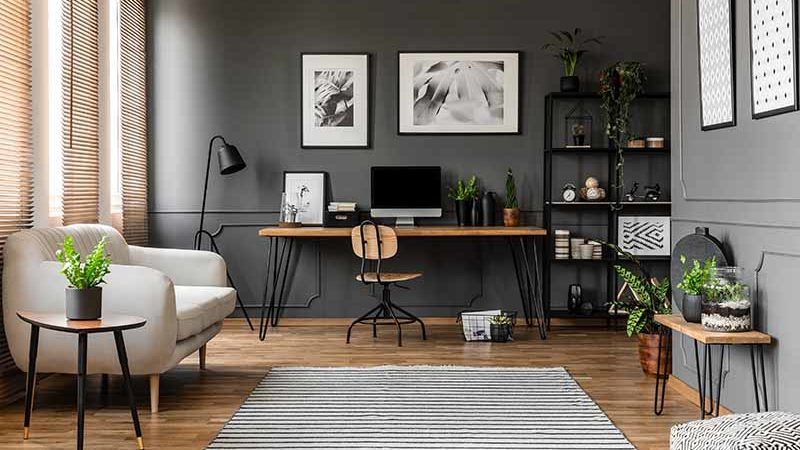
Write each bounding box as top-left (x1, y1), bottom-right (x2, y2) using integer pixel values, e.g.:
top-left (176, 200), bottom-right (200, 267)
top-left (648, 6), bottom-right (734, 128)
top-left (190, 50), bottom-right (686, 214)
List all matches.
top-left (347, 285), bottom-right (426, 347)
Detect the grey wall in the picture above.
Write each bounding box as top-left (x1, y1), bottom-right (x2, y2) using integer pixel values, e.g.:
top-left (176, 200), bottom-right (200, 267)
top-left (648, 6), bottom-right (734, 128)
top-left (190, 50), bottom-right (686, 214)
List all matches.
top-left (148, 0), bottom-right (670, 319)
top-left (672, 0), bottom-right (800, 412)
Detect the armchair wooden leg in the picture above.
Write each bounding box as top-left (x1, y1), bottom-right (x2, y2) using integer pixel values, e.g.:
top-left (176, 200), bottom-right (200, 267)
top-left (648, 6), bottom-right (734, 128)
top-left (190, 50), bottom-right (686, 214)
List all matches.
top-left (199, 344), bottom-right (207, 370)
top-left (149, 374), bottom-right (160, 414)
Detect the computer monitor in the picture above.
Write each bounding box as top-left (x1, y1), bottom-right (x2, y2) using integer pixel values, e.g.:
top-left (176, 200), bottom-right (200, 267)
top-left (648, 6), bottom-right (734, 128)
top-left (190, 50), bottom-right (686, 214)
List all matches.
top-left (370, 166), bottom-right (442, 226)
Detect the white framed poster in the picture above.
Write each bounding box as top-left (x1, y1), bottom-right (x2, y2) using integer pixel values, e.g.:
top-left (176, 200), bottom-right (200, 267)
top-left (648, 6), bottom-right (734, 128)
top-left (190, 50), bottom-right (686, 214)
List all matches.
top-left (283, 172), bottom-right (327, 225)
top-left (301, 53), bottom-right (369, 148)
top-left (750, 0), bottom-right (799, 118)
top-left (618, 216), bottom-right (671, 256)
top-left (398, 52), bottom-right (520, 134)
top-left (698, 0), bottom-right (736, 130)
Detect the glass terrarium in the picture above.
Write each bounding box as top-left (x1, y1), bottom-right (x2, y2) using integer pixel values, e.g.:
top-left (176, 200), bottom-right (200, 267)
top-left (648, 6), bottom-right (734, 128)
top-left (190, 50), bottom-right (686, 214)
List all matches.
top-left (701, 266), bottom-right (752, 332)
top-left (564, 102), bottom-right (593, 148)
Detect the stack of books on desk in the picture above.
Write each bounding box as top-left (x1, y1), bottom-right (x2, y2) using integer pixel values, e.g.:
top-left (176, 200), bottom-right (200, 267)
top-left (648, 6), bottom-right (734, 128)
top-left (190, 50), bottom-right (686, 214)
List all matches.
top-left (328, 202), bottom-right (357, 212)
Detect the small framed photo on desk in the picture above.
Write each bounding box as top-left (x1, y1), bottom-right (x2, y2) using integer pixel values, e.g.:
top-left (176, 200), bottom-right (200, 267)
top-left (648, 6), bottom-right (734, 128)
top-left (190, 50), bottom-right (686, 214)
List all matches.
top-left (283, 171), bottom-right (327, 226)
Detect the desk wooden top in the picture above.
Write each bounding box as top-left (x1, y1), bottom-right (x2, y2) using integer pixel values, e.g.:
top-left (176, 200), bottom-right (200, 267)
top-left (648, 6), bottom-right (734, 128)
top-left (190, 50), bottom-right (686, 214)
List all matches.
top-left (17, 311), bottom-right (147, 334)
top-left (655, 314), bottom-right (771, 345)
top-left (259, 225), bottom-right (547, 238)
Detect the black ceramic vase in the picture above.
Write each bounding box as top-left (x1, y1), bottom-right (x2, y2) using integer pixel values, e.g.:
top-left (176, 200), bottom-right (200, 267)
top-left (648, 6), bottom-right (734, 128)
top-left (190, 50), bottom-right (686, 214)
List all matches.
top-left (560, 75), bottom-right (579, 92)
top-left (682, 294), bottom-right (702, 323)
top-left (65, 287), bottom-right (102, 320)
top-left (481, 192), bottom-right (496, 226)
top-left (455, 200), bottom-right (470, 227)
top-left (471, 200), bottom-right (481, 227)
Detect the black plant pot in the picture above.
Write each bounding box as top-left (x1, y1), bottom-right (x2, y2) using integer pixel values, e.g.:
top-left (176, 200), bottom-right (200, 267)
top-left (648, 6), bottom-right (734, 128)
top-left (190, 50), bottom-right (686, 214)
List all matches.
top-left (682, 294), bottom-right (702, 323)
top-left (560, 75), bottom-right (580, 92)
top-left (490, 324), bottom-right (512, 342)
top-left (481, 192), bottom-right (496, 226)
top-left (455, 200), bottom-right (471, 227)
top-left (65, 287), bottom-right (102, 320)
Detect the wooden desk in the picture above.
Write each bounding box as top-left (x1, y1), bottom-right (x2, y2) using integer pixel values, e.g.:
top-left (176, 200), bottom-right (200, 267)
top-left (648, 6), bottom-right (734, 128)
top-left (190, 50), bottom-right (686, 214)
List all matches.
top-left (17, 311), bottom-right (146, 450)
top-left (653, 314), bottom-right (772, 419)
top-left (257, 226), bottom-right (547, 341)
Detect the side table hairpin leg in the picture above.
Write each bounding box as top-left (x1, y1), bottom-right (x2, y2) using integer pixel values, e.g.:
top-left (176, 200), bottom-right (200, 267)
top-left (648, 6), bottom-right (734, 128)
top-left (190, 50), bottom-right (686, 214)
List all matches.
top-left (653, 326), bottom-right (671, 415)
top-left (750, 344), bottom-right (769, 412)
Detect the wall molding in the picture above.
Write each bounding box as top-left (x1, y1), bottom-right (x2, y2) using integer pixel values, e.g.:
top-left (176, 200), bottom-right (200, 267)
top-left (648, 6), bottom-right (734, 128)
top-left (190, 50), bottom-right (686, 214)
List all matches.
top-left (674, 0), bottom-right (800, 203)
top-left (672, 217), bottom-right (800, 231)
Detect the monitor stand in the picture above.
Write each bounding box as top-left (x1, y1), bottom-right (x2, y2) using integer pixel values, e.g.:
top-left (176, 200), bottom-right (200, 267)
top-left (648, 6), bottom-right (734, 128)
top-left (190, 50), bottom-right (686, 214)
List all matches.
top-left (395, 217), bottom-right (415, 227)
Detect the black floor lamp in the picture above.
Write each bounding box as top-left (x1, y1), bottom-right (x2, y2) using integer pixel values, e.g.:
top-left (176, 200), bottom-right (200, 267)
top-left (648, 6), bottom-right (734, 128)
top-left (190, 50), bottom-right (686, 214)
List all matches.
top-left (194, 135), bottom-right (254, 330)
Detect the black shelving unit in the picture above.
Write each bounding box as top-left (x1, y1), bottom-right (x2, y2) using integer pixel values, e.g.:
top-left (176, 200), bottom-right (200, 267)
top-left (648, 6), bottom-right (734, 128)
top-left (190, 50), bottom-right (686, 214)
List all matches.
top-left (542, 92), bottom-right (671, 327)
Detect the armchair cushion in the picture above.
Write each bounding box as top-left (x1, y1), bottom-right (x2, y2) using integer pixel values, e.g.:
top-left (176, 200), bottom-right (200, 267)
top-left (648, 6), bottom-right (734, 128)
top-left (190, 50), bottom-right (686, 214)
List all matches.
top-left (174, 286), bottom-right (235, 341)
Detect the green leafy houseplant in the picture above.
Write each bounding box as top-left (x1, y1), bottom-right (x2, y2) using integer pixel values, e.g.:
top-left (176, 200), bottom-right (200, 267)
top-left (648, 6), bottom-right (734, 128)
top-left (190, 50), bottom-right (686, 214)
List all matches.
top-left (676, 255), bottom-right (716, 296)
top-left (605, 243), bottom-right (670, 337)
top-left (56, 236), bottom-right (112, 320)
top-left (600, 62), bottom-right (646, 200)
top-left (447, 176), bottom-right (479, 201)
top-left (488, 314), bottom-right (512, 325)
top-left (56, 236), bottom-right (112, 289)
top-left (542, 28), bottom-right (604, 76)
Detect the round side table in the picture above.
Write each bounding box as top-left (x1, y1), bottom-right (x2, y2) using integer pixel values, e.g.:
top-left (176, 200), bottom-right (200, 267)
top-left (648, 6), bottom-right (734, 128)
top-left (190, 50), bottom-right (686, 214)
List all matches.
top-left (17, 311), bottom-right (147, 450)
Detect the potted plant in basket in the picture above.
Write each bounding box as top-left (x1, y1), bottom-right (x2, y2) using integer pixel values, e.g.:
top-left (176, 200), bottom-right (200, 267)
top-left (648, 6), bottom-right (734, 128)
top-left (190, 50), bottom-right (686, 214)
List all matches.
top-left (542, 28), bottom-right (604, 92)
top-left (489, 314), bottom-right (513, 342)
top-left (503, 169), bottom-right (520, 227)
top-left (676, 255), bottom-right (716, 323)
top-left (56, 236), bottom-right (112, 320)
top-left (600, 62), bottom-right (646, 203)
top-left (448, 176), bottom-right (479, 227)
top-left (606, 243), bottom-right (671, 376)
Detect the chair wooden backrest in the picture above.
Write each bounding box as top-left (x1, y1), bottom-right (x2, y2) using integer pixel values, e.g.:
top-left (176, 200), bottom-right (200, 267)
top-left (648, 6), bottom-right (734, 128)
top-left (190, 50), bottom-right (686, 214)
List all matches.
top-left (351, 221), bottom-right (397, 260)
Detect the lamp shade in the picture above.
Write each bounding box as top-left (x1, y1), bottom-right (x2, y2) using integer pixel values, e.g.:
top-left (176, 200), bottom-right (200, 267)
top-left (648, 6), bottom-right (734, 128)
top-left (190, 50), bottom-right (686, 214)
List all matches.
top-left (217, 143), bottom-right (246, 175)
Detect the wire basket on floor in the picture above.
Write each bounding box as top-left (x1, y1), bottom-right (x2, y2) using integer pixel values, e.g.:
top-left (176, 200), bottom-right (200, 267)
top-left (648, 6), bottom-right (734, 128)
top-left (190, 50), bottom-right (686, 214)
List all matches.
top-left (457, 310), bottom-right (517, 342)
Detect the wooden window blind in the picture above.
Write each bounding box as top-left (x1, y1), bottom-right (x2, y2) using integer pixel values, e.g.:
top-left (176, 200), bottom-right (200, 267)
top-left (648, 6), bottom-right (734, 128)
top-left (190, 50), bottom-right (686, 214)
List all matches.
top-left (0, 0), bottom-right (33, 405)
top-left (61, 0), bottom-right (100, 225)
top-left (119, 0), bottom-right (148, 245)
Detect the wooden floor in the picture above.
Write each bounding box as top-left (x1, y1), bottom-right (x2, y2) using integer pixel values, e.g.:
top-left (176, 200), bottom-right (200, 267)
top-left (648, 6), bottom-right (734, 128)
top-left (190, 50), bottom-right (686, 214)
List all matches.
top-left (0, 319), bottom-right (703, 449)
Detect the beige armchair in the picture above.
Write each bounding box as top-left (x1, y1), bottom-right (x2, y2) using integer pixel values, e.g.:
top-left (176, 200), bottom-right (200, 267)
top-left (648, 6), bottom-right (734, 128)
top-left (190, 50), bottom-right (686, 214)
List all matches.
top-left (2, 224), bottom-right (235, 413)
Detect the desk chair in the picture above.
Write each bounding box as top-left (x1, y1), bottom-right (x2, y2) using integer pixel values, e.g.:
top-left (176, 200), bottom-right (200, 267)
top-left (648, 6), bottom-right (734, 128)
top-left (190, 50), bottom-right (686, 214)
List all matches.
top-left (348, 221), bottom-right (426, 346)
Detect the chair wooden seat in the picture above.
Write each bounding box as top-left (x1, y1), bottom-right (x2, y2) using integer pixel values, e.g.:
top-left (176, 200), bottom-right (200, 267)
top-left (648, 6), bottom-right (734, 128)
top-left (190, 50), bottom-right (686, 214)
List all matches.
top-left (356, 272), bottom-right (422, 283)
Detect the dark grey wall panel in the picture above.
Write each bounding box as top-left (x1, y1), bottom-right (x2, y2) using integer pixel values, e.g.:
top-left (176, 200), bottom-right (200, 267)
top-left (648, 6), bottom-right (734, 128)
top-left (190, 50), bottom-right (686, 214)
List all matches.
top-left (672, 0), bottom-right (800, 413)
top-left (148, 0), bottom-right (670, 318)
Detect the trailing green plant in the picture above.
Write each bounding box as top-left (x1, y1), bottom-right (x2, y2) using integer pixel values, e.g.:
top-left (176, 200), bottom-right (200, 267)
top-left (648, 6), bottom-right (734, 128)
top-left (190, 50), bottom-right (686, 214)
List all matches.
top-left (604, 242), bottom-right (671, 337)
top-left (676, 255), bottom-right (716, 296)
top-left (448, 176), bottom-right (479, 201)
top-left (541, 28), bottom-right (604, 76)
top-left (56, 236), bottom-right (112, 289)
top-left (489, 314), bottom-right (513, 325)
top-left (504, 169), bottom-right (518, 209)
top-left (599, 62), bottom-right (646, 201)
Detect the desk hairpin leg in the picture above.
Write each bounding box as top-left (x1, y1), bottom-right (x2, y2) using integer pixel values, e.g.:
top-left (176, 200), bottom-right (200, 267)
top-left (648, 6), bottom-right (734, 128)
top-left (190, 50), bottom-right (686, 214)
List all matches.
top-left (653, 326), bottom-right (671, 415)
top-left (508, 236), bottom-right (546, 340)
top-left (750, 344), bottom-right (769, 412)
top-left (693, 341), bottom-right (725, 419)
top-left (508, 238), bottom-right (533, 328)
top-left (259, 236), bottom-right (295, 341)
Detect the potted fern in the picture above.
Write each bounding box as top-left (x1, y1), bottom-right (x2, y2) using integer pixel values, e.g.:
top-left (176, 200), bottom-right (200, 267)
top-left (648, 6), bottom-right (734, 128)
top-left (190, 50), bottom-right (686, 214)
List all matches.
top-left (676, 255), bottom-right (716, 323)
top-left (56, 236), bottom-right (112, 320)
top-left (488, 314), bottom-right (513, 342)
top-left (606, 243), bottom-right (671, 376)
top-left (448, 176), bottom-right (479, 227)
top-left (503, 169), bottom-right (520, 227)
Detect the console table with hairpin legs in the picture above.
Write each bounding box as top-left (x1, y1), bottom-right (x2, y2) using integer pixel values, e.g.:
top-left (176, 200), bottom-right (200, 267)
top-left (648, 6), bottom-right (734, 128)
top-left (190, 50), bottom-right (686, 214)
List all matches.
top-left (653, 314), bottom-right (772, 419)
top-left (257, 226), bottom-right (548, 341)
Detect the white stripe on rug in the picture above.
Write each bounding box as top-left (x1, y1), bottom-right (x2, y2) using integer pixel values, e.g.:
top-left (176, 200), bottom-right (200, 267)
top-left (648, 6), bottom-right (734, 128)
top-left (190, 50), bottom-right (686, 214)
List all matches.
top-left (207, 366), bottom-right (634, 449)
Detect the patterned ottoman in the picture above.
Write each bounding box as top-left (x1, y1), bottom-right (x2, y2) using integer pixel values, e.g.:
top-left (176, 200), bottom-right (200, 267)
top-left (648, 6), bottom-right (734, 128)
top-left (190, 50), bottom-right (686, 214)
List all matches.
top-left (671, 412), bottom-right (800, 449)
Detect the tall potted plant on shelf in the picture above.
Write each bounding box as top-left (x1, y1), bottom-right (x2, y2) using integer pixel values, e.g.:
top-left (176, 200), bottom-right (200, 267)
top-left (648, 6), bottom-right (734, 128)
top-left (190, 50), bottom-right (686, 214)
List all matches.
top-left (606, 242), bottom-right (671, 376)
top-left (56, 236), bottom-right (112, 320)
top-left (600, 62), bottom-right (646, 204)
top-left (448, 176), bottom-right (479, 227)
top-left (542, 28), bottom-right (604, 92)
top-left (503, 169), bottom-right (520, 227)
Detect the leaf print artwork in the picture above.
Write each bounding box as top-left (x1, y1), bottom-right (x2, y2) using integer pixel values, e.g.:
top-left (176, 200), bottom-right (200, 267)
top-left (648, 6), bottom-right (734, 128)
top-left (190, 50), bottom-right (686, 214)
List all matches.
top-left (314, 69), bottom-right (354, 127)
top-left (412, 61), bottom-right (504, 126)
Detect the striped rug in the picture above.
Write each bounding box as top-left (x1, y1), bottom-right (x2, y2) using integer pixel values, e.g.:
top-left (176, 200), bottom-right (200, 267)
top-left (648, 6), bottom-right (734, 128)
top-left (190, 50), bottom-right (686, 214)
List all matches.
top-left (208, 366), bottom-right (634, 449)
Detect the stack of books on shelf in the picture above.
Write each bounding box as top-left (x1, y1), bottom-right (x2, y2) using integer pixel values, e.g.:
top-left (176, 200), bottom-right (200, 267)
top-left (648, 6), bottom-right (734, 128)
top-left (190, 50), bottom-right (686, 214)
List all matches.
top-left (328, 202), bottom-right (357, 212)
top-left (554, 230), bottom-right (570, 259)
